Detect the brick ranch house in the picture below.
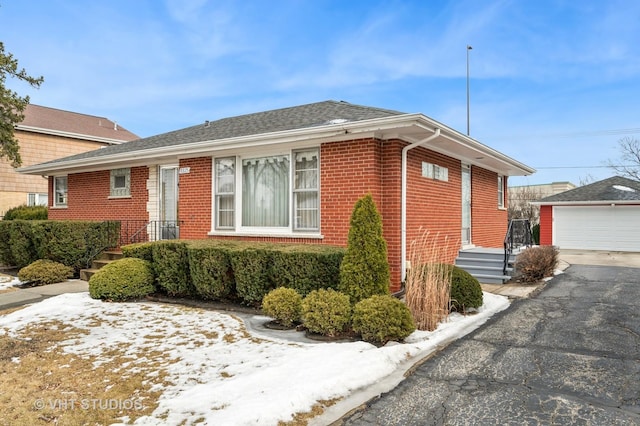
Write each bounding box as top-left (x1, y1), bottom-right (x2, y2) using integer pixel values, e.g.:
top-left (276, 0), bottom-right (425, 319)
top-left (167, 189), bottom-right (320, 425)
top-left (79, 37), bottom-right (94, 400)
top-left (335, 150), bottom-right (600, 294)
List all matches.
top-left (18, 101), bottom-right (534, 291)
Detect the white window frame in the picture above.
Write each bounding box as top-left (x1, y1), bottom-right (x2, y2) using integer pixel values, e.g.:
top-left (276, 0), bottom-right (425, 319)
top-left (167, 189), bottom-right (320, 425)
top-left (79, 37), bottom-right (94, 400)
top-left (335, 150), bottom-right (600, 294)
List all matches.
top-left (210, 147), bottom-right (321, 236)
top-left (27, 193), bottom-right (48, 206)
top-left (110, 168), bottom-right (131, 198)
top-left (214, 157), bottom-right (236, 230)
top-left (498, 175), bottom-right (505, 209)
top-left (53, 176), bottom-right (68, 207)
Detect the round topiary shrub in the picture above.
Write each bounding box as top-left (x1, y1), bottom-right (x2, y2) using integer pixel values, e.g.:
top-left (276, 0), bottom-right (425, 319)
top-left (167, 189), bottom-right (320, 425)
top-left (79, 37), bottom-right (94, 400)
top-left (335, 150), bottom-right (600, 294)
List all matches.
top-left (450, 265), bottom-right (483, 313)
top-left (352, 295), bottom-right (416, 345)
top-left (301, 289), bottom-right (352, 337)
top-left (89, 257), bottom-right (155, 302)
top-left (262, 287), bottom-right (303, 328)
top-left (17, 259), bottom-right (73, 286)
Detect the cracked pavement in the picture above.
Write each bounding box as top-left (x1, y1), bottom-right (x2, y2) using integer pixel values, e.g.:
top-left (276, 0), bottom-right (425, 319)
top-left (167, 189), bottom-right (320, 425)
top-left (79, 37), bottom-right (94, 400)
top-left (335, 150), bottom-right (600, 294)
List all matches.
top-left (340, 264), bottom-right (640, 425)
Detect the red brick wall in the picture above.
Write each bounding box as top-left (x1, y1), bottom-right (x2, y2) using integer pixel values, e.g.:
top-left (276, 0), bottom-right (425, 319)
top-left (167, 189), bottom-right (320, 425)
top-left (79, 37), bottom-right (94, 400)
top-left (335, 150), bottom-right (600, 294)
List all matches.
top-left (178, 158), bottom-right (212, 239)
top-left (471, 167), bottom-right (508, 247)
top-left (48, 166), bottom-right (149, 221)
top-left (539, 205), bottom-right (553, 245)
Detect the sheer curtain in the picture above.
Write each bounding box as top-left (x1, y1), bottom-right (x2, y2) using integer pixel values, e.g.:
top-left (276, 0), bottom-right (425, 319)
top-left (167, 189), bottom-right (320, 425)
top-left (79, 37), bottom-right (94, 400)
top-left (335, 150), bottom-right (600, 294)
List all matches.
top-left (242, 155), bottom-right (290, 227)
top-left (294, 150), bottom-right (319, 230)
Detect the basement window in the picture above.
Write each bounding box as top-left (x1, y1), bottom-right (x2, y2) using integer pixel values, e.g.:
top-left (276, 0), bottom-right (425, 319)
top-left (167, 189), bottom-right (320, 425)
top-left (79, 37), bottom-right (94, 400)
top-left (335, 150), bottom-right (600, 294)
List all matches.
top-left (110, 168), bottom-right (131, 197)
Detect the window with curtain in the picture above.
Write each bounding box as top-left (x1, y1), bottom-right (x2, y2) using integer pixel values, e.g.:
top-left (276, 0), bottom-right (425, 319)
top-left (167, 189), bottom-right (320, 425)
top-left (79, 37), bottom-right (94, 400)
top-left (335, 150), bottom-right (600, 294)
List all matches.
top-left (293, 149), bottom-right (319, 230)
top-left (54, 176), bottom-right (68, 207)
top-left (242, 155), bottom-right (290, 227)
top-left (215, 158), bottom-right (235, 229)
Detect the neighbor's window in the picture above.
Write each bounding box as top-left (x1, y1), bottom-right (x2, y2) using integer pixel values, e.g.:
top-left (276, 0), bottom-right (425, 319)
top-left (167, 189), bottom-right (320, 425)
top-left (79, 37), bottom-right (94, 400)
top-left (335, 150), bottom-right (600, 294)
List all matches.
top-left (498, 175), bottom-right (505, 208)
top-left (54, 176), bottom-right (68, 207)
top-left (293, 149), bottom-right (319, 230)
top-left (215, 157), bottom-right (235, 229)
top-left (28, 193), bottom-right (48, 206)
top-left (110, 168), bottom-right (131, 197)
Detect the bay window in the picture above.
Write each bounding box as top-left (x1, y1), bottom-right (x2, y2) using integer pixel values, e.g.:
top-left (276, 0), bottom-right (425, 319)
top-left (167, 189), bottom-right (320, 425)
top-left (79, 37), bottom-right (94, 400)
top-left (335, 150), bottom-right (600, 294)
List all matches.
top-left (213, 148), bottom-right (319, 233)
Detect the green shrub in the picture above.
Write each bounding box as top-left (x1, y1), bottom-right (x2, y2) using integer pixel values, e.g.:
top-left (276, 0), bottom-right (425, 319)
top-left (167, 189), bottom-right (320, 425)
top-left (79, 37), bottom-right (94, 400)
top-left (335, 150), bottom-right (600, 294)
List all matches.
top-left (338, 194), bottom-right (391, 304)
top-left (515, 245), bottom-right (558, 283)
top-left (17, 259), bottom-right (73, 286)
top-left (301, 289), bottom-right (352, 337)
top-left (450, 265), bottom-right (483, 313)
top-left (532, 223), bottom-right (540, 245)
top-left (271, 245), bottom-right (344, 296)
top-left (229, 245), bottom-right (274, 305)
top-left (262, 287), bottom-right (303, 327)
top-left (2, 205), bottom-right (48, 220)
top-left (121, 242), bottom-right (155, 262)
top-left (352, 295), bottom-right (415, 345)
top-left (0, 221), bottom-right (15, 266)
top-left (152, 241), bottom-right (194, 297)
top-left (188, 241), bottom-right (235, 300)
top-left (89, 257), bottom-right (156, 301)
top-left (6, 220), bottom-right (37, 268)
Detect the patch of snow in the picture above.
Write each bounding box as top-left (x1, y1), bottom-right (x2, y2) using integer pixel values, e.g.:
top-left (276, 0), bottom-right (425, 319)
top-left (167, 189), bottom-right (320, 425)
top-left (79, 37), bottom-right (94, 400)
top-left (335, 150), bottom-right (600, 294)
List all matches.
top-left (613, 184), bottom-right (636, 192)
top-left (0, 291), bottom-right (510, 425)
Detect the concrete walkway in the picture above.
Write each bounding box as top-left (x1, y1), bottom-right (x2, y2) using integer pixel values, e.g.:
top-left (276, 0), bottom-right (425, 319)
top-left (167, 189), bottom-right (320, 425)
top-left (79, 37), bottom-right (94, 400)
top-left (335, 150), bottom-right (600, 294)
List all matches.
top-left (0, 279), bottom-right (88, 311)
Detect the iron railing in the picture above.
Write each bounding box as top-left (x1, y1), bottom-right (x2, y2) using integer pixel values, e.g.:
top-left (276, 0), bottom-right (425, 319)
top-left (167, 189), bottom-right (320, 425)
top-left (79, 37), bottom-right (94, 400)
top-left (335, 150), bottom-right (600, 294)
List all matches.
top-left (503, 219), bottom-right (534, 274)
top-left (119, 220), bottom-right (183, 246)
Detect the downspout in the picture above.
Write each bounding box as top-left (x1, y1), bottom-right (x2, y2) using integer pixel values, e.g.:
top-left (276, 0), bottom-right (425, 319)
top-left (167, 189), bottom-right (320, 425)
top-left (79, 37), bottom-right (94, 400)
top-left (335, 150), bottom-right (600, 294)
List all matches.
top-left (401, 128), bottom-right (441, 283)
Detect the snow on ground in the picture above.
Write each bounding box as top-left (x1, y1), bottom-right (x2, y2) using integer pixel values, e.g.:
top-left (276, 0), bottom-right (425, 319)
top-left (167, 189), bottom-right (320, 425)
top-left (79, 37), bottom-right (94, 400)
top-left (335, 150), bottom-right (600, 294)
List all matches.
top-left (0, 274), bottom-right (20, 290)
top-left (0, 291), bottom-right (509, 425)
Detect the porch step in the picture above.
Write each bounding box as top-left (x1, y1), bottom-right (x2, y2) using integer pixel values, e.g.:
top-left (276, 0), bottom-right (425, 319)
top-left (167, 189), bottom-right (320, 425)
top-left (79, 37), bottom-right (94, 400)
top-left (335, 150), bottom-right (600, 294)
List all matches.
top-left (454, 247), bottom-right (518, 285)
top-left (80, 250), bottom-right (123, 281)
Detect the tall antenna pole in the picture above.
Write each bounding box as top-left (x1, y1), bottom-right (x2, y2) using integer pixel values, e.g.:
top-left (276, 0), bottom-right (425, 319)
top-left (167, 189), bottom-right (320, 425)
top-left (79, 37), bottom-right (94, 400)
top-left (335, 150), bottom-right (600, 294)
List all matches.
top-left (466, 45), bottom-right (472, 136)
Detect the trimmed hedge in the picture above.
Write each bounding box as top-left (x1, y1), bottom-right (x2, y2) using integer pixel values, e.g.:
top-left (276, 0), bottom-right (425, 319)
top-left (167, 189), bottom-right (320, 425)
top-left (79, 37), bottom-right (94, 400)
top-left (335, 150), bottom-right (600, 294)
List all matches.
top-left (0, 220), bottom-right (119, 271)
top-left (121, 242), bottom-right (154, 262)
top-left (188, 241), bottom-right (235, 300)
top-left (2, 205), bottom-right (48, 220)
top-left (229, 244), bottom-right (274, 305)
top-left (18, 259), bottom-right (73, 286)
top-left (152, 241), bottom-right (194, 297)
top-left (89, 257), bottom-right (155, 301)
top-left (352, 295), bottom-right (415, 345)
top-left (262, 287), bottom-right (303, 327)
top-left (270, 244), bottom-right (343, 296)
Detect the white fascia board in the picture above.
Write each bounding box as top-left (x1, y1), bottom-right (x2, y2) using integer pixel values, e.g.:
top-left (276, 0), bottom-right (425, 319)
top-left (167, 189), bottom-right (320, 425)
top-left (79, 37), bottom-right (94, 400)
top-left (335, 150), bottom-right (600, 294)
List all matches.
top-left (16, 125), bottom-right (126, 145)
top-left (531, 200), bottom-right (640, 206)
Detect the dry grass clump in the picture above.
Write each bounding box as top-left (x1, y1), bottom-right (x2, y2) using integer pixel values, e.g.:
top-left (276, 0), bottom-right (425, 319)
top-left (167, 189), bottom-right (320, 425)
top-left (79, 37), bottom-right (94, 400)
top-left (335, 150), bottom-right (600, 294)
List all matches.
top-left (405, 231), bottom-right (455, 331)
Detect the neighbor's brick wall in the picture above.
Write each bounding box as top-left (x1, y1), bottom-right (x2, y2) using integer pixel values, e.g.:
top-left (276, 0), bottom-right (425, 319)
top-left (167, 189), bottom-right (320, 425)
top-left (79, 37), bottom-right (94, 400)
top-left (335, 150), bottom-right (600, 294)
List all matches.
top-left (178, 157), bottom-right (213, 239)
top-left (471, 167), bottom-right (508, 247)
top-left (539, 205), bottom-right (553, 245)
top-left (47, 166), bottom-right (149, 221)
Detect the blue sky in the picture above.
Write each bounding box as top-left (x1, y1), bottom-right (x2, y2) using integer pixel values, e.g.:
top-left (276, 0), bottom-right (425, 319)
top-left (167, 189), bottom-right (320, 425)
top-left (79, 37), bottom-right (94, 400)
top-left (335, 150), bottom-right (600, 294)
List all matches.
top-left (3, 0), bottom-right (640, 185)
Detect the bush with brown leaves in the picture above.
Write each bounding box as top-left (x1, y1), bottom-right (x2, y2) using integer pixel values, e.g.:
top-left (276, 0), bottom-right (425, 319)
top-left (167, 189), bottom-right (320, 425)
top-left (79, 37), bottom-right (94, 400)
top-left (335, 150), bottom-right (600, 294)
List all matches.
top-left (515, 246), bottom-right (559, 283)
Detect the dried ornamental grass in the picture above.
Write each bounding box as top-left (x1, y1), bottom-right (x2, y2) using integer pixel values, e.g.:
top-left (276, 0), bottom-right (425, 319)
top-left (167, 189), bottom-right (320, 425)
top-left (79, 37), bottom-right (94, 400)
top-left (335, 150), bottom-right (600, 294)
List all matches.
top-left (404, 231), bottom-right (454, 331)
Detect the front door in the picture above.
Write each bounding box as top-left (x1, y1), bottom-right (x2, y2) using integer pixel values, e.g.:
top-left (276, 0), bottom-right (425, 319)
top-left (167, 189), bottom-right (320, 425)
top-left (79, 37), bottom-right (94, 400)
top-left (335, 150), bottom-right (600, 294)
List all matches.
top-left (461, 164), bottom-right (471, 246)
top-left (160, 166), bottom-right (179, 239)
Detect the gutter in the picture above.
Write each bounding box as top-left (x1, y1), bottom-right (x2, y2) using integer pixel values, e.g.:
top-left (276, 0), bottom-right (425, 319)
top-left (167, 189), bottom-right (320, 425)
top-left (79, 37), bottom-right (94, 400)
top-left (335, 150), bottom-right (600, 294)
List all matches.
top-left (16, 125), bottom-right (128, 145)
top-left (401, 128), bottom-right (440, 282)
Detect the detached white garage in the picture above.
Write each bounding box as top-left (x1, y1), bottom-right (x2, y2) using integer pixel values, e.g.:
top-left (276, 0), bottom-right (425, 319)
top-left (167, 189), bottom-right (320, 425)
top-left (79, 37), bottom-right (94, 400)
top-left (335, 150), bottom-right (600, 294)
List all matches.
top-left (536, 176), bottom-right (640, 252)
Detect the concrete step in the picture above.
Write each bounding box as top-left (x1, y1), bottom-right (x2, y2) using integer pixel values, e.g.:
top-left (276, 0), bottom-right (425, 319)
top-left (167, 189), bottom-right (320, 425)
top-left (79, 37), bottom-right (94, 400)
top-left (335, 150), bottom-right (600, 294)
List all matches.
top-left (80, 250), bottom-right (123, 282)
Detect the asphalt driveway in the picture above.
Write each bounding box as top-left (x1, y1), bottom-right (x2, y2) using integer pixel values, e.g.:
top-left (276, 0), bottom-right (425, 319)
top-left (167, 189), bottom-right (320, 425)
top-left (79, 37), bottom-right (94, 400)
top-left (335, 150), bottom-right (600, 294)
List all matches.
top-left (341, 261), bottom-right (640, 425)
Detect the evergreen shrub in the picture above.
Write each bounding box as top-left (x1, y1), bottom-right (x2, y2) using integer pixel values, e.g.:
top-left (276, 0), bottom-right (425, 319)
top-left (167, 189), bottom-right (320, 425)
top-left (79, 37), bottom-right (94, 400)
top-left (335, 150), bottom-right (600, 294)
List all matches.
top-left (262, 287), bottom-right (303, 327)
top-left (229, 244), bottom-right (274, 304)
top-left (301, 289), bottom-right (352, 337)
top-left (188, 241), bottom-right (235, 300)
top-left (152, 241), bottom-right (194, 296)
top-left (2, 205), bottom-right (47, 220)
top-left (352, 295), bottom-right (415, 345)
top-left (450, 265), bottom-right (483, 313)
top-left (17, 259), bottom-right (73, 286)
top-left (122, 242), bottom-right (155, 262)
top-left (338, 194), bottom-right (391, 304)
top-left (89, 257), bottom-right (155, 301)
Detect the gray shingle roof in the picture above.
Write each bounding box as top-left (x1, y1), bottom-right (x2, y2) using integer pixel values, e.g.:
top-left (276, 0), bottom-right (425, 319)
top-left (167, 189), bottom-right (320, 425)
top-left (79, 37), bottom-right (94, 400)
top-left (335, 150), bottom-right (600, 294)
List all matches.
top-left (537, 176), bottom-right (640, 203)
top-left (31, 100), bottom-right (404, 167)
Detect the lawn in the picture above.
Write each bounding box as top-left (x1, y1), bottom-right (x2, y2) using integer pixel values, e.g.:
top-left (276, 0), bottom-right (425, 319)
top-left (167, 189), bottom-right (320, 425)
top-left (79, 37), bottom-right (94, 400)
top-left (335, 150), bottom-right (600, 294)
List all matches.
top-left (0, 288), bottom-right (509, 425)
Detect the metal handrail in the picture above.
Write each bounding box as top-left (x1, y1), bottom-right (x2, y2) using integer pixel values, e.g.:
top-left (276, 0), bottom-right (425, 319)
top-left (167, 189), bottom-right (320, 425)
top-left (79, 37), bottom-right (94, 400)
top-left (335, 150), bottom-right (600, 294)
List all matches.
top-left (119, 220), bottom-right (183, 246)
top-left (503, 219), bottom-right (534, 274)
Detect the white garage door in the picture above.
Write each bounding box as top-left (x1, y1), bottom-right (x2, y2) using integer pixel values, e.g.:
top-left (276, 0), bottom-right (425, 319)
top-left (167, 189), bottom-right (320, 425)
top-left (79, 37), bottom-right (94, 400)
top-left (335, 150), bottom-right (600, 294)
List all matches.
top-left (553, 205), bottom-right (640, 251)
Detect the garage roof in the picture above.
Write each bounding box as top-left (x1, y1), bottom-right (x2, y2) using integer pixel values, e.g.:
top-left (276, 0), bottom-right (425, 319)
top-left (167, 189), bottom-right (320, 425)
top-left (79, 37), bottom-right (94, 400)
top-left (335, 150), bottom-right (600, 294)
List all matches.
top-left (534, 176), bottom-right (640, 205)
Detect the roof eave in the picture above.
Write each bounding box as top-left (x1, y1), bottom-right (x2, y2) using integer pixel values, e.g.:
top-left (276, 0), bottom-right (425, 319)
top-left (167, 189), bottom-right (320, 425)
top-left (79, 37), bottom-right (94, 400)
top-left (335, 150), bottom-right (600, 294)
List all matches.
top-left (532, 200), bottom-right (640, 206)
top-left (16, 125), bottom-right (128, 145)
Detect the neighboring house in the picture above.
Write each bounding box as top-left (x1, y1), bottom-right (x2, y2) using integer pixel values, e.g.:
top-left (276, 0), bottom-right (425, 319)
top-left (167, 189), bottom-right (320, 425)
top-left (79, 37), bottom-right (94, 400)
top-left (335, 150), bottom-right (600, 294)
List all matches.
top-left (0, 104), bottom-right (138, 217)
top-left (534, 176), bottom-right (640, 251)
top-left (18, 100), bottom-right (534, 290)
top-left (508, 181), bottom-right (576, 224)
